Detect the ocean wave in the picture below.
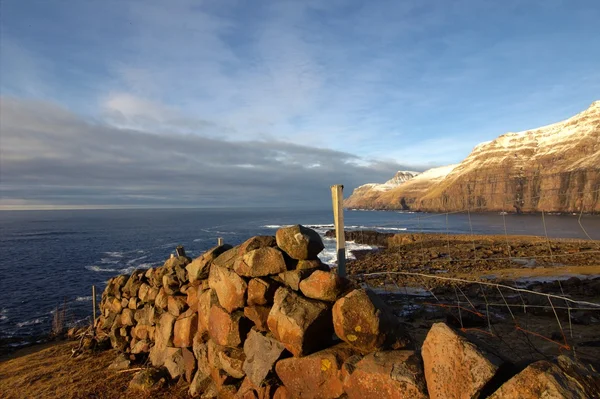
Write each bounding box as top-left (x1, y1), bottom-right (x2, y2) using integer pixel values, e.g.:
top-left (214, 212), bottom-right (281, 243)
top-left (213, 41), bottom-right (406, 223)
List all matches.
top-left (100, 257), bottom-right (120, 264)
top-left (376, 227), bottom-right (407, 231)
top-left (103, 251), bottom-right (123, 258)
top-left (16, 318), bottom-right (45, 328)
top-left (0, 308), bottom-right (7, 321)
top-left (127, 255), bottom-right (148, 265)
top-left (75, 296), bottom-right (93, 302)
top-left (193, 238), bottom-right (205, 242)
top-left (86, 265), bottom-right (118, 272)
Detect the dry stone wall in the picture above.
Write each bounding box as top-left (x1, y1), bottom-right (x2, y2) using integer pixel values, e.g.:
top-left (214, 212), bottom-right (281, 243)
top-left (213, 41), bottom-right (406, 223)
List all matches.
top-left (97, 225), bottom-right (599, 398)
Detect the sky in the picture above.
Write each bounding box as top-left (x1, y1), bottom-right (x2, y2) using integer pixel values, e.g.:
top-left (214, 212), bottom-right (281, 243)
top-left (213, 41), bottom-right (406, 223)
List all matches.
top-left (1, 0), bottom-right (599, 209)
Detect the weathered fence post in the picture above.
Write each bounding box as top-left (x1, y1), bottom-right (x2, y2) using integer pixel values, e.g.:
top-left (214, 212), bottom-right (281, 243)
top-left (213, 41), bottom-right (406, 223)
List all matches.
top-left (92, 285), bottom-right (97, 324)
top-left (217, 237), bottom-right (224, 246)
top-left (176, 245), bottom-right (186, 257)
top-left (331, 184), bottom-right (346, 277)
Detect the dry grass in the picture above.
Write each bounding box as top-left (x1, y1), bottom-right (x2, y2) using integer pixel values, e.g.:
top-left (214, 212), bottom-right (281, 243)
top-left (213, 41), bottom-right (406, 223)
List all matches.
top-left (0, 341), bottom-right (189, 399)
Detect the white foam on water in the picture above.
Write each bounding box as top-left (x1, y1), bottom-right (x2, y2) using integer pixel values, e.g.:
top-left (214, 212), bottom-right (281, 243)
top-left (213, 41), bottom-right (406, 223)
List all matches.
top-left (100, 258), bottom-right (120, 264)
top-left (376, 227), bottom-right (408, 231)
top-left (16, 318), bottom-right (45, 328)
top-left (0, 308), bottom-right (7, 321)
top-left (104, 251), bottom-right (123, 257)
top-left (76, 296), bottom-right (92, 302)
top-left (127, 255), bottom-right (148, 265)
top-left (319, 239), bottom-right (377, 266)
top-left (193, 238), bottom-right (205, 242)
top-left (86, 265), bottom-right (118, 272)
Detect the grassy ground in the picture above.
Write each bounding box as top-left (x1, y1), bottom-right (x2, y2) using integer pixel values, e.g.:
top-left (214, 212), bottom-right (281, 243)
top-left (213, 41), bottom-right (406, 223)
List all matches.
top-left (0, 341), bottom-right (188, 399)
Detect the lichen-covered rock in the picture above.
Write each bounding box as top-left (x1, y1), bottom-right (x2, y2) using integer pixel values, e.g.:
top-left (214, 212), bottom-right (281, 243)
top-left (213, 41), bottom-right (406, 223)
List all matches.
top-left (488, 358), bottom-right (598, 399)
top-left (422, 323), bottom-right (504, 399)
top-left (332, 289), bottom-right (411, 353)
top-left (275, 343), bottom-right (357, 399)
top-left (243, 329), bottom-right (286, 387)
top-left (186, 244), bottom-right (232, 283)
top-left (344, 351), bottom-right (427, 399)
top-left (167, 295), bottom-right (187, 317)
top-left (212, 246), bottom-right (240, 269)
top-left (149, 312), bottom-right (176, 366)
top-left (234, 247), bottom-right (287, 277)
top-left (267, 287), bottom-right (333, 357)
top-left (275, 269), bottom-right (313, 291)
top-left (198, 289), bottom-right (219, 334)
top-left (299, 270), bottom-right (348, 302)
top-left (208, 265), bottom-right (247, 313)
top-left (247, 278), bottom-right (279, 306)
top-left (208, 305), bottom-right (252, 348)
top-left (134, 305), bottom-right (155, 326)
top-left (275, 225), bottom-right (324, 260)
top-left (164, 347), bottom-right (185, 379)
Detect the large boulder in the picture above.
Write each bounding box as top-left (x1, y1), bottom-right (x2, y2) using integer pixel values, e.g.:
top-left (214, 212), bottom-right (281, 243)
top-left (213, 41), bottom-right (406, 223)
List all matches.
top-left (422, 323), bottom-right (504, 399)
top-left (489, 357), bottom-right (599, 399)
top-left (344, 351), bottom-right (427, 399)
top-left (208, 304), bottom-right (252, 347)
top-left (186, 244), bottom-right (233, 283)
top-left (276, 269), bottom-right (314, 291)
top-left (299, 270), bottom-right (348, 302)
top-left (212, 246), bottom-right (240, 269)
top-left (173, 309), bottom-right (198, 348)
top-left (276, 225), bottom-right (324, 260)
top-left (208, 265), bottom-right (247, 313)
top-left (234, 247), bottom-right (287, 277)
top-left (275, 343), bottom-right (358, 399)
top-left (243, 329), bottom-right (286, 387)
top-left (149, 312), bottom-right (176, 366)
top-left (332, 289), bottom-right (411, 353)
top-left (267, 287), bottom-right (333, 357)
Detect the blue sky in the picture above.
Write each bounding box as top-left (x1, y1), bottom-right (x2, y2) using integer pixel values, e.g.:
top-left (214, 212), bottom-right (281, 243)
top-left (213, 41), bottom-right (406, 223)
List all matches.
top-left (1, 0), bottom-right (599, 208)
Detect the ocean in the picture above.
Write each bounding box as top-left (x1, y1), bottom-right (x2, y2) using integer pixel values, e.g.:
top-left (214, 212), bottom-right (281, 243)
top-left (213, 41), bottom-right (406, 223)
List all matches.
top-left (1, 207), bottom-right (598, 343)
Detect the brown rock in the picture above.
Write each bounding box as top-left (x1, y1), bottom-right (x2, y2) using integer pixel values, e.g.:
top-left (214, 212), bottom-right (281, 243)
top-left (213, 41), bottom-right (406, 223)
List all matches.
top-left (267, 287), bottom-right (333, 357)
top-left (138, 283), bottom-right (158, 303)
top-left (422, 322), bottom-right (504, 399)
top-left (129, 368), bottom-right (165, 392)
top-left (134, 305), bottom-right (156, 326)
top-left (243, 329), bottom-right (286, 387)
top-left (105, 274), bottom-right (129, 299)
top-left (174, 310), bottom-right (198, 347)
top-left (244, 306), bottom-right (271, 332)
top-left (208, 305), bottom-right (251, 347)
top-left (131, 339), bottom-right (150, 354)
top-left (213, 245), bottom-right (240, 269)
top-left (189, 368), bottom-right (212, 397)
top-left (182, 347), bottom-right (196, 382)
top-left (344, 351), bottom-right (427, 399)
top-left (247, 278), bottom-right (278, 306)
top-left (168, 295), bottom-right (188, 317)
top-left (198, 289), bottom-right (219, 334)
top-left (154, 288), bottom-right (168, 310)
top-left (164, 347), bottom-right (186, 379)
top-left (237, 377), bottom-right (277, 399)
top-left (299, 270), bottom-right (347, 302)
top-left (186, 285), bottom-right (204, 311)
top-left (275, 269), bottom-right (313, 291)
top-left (296, 259), bottom-right (328, 270)
top-left (489, 358), bottom-right (597, 399)
top-left (133, 325), bottom-right (155, 340)
top-left (275, 225), bottom-right (324, 260)
top-left (273, 386), bottom-right (293, 399)
top-left (275, 343), bottom-right (358, 399)
top-left (186, 244), bottom-right (233, 283)
top-left (149, 312), bottom-right (176, 366)
top-left (332, 289), bottom-right (411, 353)
top-left (121, 308), bottom-right (135, 326)
top-left (162, 273), bottom-right (180, 295)
top-left (108, 296), bottom-right (123, 313)
top-left (128, 297), bottom-right (139, 310)
top-left (234, 247), bottom-right (287, 277)
top-left (238, 236), bottom-right (277, 256)
top-left (208, 265), bottom-right (247, 313)
top-left (123, 271), bottom-right (144, 297)
top-left (218, 347), bottom-right (246, 379)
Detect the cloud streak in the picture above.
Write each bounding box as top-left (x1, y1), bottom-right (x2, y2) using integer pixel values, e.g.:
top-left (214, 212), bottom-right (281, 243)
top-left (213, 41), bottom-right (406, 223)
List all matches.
top-left (0, 97), bottom-right (414, 209)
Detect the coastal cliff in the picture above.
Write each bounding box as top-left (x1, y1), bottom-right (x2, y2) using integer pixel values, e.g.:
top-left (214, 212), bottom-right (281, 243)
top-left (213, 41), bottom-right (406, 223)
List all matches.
top-left (345, 101), bottom-right (600, 213)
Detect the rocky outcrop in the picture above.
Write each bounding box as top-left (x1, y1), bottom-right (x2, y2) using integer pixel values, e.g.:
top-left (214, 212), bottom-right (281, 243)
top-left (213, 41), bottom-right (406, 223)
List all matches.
top-left (345, 101), bottom-right (600, 213)
top-left (97, 226), bottom-right (599, 398)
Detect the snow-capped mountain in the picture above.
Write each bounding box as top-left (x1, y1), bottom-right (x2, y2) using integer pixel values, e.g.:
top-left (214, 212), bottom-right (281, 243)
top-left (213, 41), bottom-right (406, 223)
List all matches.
top-left (345, 101), bottom-right (600, 213)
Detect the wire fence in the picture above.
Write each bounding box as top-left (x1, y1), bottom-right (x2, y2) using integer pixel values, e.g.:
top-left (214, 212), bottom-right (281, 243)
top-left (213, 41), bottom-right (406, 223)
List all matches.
top-left (340, 186), bottom-right (600, 365)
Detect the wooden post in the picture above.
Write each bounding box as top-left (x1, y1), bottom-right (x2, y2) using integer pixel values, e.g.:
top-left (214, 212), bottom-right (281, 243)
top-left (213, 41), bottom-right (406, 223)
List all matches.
top-left (92, 285), bottom-right (97, 324)
top-left (217, 237), bottom-right (224, 246)
top-left (176, 245), bottom-right (186, 257)
top-left (331, 185), bottom-right (346, 277)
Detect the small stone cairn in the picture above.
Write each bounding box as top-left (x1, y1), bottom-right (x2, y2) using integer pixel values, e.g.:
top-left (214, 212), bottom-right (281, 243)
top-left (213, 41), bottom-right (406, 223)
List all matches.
top-left (97, 225), bottom-right (599, 398)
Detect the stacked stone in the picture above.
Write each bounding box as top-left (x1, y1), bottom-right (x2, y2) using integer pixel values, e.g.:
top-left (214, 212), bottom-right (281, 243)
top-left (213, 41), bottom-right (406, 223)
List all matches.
top-left (97, 224), bottom-right (599, 399)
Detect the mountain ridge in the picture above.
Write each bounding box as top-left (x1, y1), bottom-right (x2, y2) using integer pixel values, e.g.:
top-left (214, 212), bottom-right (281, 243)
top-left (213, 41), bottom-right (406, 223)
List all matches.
top-left (345, 101), bottom-right (600, 213)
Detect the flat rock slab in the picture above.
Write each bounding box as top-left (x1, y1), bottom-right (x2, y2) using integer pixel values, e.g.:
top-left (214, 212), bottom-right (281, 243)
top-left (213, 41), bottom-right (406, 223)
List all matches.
top-left (344, 350), bottom-right (427, 399)
top-left (276, 343), bottom-right (358, 399)
top-left (173, 310), bottom-right (198, 348)
top-left (422, 322), bottom-right (503, 399)
top-left (276, 225), bottom-right (324, 260)
top-left (243, 329), bottom-right (286, 387)
top-left (267, 287), bottom-right (333, 357)
top-left (234, 247), bottom-right (287, 277)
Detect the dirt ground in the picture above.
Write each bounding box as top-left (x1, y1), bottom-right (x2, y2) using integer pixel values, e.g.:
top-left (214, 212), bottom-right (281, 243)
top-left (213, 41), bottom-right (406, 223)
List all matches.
top-left (0, 341), bottom-right (188, 399)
